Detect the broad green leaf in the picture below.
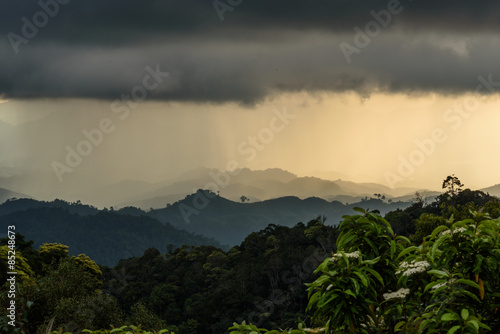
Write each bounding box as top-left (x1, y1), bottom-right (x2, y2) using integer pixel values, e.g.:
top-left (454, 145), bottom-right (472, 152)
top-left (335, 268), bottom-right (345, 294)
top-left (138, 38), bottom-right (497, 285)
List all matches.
top-left (344, 289), bottom-right (356, 298)
top-left (364, 268), bottom-right (384, 286)
top-left (361, 236), bottom-right (378, 254)
top-left (390, 240), bottom-right (396, 259)
top-left (362, 256), bottom-right (380, 266)
top-left (431, 225), bottom-right (449, 239)
top-left (353, 271), bottom-right (368, 287)
top-left (350, 277), bottom-right (360, 294)
top-left (466, 320), bottom-right (479, 331)
top-left (447, 325), bottom-right (461, 334)
top-left (461, 309), bottom-right (469, 320)
top-left (431, 234), bottom-right (451, 258)
top-left (397, 246), bottom-right (418, 259)
top-left (478, 322), bottom-right (492, 330)
top-left (455, 279), bottom-right (480, 290)
top-left (394, 321), bottom-right (405, 332)
top-left (396, 235), bottom-right (411, 245)
top-left (340, 252), bottom-right (350, 267)
top-left (427, 269), bottom-right (449, 279)
top-left (353, 207), bottom-right (366, 214)
top-left (441, 312), bottom-right (459, 321)
top-left (459, 289), bottom-right (480, 302)
top-left (424, 279), bottom-right (446, 292)
top-left (338, 234), bottom-right (357, 248)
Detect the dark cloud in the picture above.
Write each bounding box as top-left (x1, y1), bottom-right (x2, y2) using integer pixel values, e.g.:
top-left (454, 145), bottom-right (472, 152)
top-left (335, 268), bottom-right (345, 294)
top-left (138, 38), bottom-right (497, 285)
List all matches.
top-left (3, 0), bottom-right (500, 41)
top-left (1, 0), bottom-right (500, 103)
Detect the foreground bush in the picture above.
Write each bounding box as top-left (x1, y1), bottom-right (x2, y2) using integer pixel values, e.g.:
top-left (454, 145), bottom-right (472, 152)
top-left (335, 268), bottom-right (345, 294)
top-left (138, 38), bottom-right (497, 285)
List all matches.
top-left (232, 208), bottom-right (500, 333)
top-left (48, 325), bottom-right (174, 334)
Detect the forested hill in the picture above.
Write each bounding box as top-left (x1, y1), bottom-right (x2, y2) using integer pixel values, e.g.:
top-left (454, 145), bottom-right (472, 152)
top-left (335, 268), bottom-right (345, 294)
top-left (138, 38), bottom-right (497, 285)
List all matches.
top-left (0, 206), bottom-right (222, 267)
top-left (144, 190), bottom-right (412, 245)
top-left (0, 197), bottom-right (99, 216)
top-left (0, 193), bottom-right (412, 260)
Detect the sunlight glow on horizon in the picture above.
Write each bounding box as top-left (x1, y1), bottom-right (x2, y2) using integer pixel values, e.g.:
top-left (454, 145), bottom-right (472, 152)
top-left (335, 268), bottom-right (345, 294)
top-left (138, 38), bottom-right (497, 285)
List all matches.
top-left (1, 91), bottom-right (500, 196)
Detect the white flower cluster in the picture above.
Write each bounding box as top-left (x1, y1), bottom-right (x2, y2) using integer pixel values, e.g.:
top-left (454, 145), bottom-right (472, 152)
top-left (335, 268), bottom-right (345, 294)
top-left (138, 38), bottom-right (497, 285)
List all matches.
top-left (439, 226), bottom-right (468, 237)
top-left (383, 288), bottom-right (410, 300)
top-left (432, 278), bottom-right (456, 290)
top-left (431, 281), bottom-right (447, 290)
top-left (330, 250), bottom-right (361, 262)
top-left (396, 260), bottom-right (430, 276)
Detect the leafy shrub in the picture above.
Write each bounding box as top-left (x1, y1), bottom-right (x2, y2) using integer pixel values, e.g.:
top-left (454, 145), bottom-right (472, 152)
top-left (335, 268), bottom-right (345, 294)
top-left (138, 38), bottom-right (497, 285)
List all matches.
top-left (232, 208), bottom-right (500, 333)
top-left (48, 325), bottom-right (174, 334)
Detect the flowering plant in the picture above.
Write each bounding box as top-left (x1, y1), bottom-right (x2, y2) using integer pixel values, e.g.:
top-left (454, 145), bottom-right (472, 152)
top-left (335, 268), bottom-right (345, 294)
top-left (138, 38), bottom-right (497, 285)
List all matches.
top-left (305, 209), bottom-right (500, 333)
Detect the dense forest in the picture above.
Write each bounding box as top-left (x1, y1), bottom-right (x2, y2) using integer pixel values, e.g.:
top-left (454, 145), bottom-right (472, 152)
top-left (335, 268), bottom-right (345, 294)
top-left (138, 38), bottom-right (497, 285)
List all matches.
top-left (1, 177), bottom-right (500, 333)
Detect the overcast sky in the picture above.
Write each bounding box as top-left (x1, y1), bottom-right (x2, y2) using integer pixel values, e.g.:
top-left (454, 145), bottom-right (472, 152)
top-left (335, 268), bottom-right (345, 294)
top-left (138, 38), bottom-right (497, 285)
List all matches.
top-left (1, 0), bottom-right (500, 199)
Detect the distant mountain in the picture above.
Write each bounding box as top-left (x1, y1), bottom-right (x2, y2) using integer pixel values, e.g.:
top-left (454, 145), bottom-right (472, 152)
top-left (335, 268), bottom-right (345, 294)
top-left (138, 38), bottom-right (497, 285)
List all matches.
top-left (0, 204), bottom-right (223, 267)
top-left (68, 180), bottom-right (158, 208)
top-left (115, 167), bottom-right (424, 210)
top-left (332, 179), bottom-right (419, 197)
top-left (0, 187), bottom-right (30, 204)
top-left (118, 192), bottom-right (190, 210)
top-left (480, 184), bottom-right (500, 198)
top-left (143, 190), bottom-right (412, 246)
top-left (0, 166), bottom-right (431, 209)
top-left (391, 190), bottom-right (441, 203)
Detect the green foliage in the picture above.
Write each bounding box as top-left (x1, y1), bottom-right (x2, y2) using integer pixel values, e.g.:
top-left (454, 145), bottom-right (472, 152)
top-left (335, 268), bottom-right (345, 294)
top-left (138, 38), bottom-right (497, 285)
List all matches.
top-left (127, 303), bottom-right (168, 332)
top-left (306, 209), bottom-right (410, 333)
top-left (39, 242), bottom-right (70, 268)
top-left (239, 205), bottom-right (500, 334)
top-left (48, 324), bottom-right (174, 334)
top-left (0, 245), bottom-right (34, 280)
top-left (100, 220), bottom-right (338, 334)
top-left (0, 240), bottom-right (124, 334)
top-left (0, 233), bottom-right (42, 274)
top-left (228, 321), bottom-right (310, 333)
top-left (410, 213), bottom-right (448, 244)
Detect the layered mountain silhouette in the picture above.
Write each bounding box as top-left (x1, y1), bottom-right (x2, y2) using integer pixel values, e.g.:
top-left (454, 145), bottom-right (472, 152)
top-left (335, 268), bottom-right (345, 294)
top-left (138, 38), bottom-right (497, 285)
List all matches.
top-left (0, 167), bottom-right (441, 209)
top-left (0, 191), bottom-right (413, 264)
top-left (94, 168), bottom-right (437, 209)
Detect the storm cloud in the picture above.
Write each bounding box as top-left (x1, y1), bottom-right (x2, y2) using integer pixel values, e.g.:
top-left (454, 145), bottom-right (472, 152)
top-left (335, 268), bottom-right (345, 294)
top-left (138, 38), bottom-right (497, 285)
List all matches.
top-left (2, 0), bottom-right (500, 103)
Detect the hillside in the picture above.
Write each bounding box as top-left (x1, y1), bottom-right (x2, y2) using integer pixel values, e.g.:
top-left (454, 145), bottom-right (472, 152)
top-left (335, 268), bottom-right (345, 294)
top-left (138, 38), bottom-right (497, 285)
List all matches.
top-left (145, 190), bottom-right (412, 245)
top-left (0, 205), bottom-right (223, 267)
top-left (0, 193), bottom-right (412, 261)
top-left (0, 198), bottom-right (99, 217)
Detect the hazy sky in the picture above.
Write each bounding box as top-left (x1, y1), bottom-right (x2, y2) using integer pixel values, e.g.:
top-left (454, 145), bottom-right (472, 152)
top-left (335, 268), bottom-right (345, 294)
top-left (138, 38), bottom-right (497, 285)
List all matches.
top-left (1, 0), bottom-right (500, 198)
